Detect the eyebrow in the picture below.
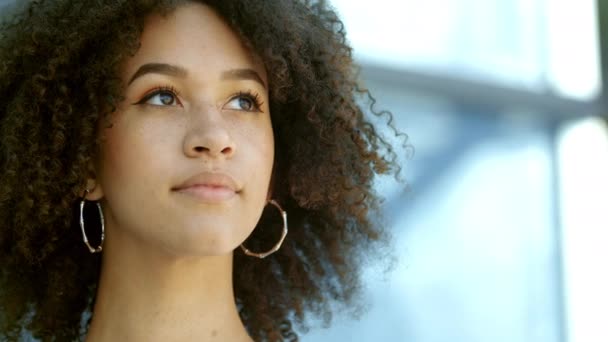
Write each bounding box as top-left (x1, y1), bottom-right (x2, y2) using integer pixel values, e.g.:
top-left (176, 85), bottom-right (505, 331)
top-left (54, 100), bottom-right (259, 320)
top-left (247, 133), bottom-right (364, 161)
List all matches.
top-left (127, 63), bottom-right (266, 89)
top-left (221, 68), bottom-right (266, 89)
top-left (128, 63), bottom-right (186, 85)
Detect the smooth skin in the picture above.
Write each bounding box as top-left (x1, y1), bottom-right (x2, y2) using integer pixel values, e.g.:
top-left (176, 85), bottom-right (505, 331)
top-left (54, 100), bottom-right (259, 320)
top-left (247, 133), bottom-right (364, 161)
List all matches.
top-left (84, 2), bottom-right (273, 341)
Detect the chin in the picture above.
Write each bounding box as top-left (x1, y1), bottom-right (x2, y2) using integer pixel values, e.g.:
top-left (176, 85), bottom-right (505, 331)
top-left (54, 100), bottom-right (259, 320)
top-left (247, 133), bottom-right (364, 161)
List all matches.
top-left (159, 242), bottom-right (237, 259)
top-left (167, 228), bottom-right (245, 257)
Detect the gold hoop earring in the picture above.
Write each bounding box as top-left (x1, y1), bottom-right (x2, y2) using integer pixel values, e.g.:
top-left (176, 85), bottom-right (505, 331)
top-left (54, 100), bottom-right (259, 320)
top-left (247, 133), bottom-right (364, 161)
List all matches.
top-left (240, 199), bottom-right (288, 259)
top-left (79, 189), bottom-right (104, 253)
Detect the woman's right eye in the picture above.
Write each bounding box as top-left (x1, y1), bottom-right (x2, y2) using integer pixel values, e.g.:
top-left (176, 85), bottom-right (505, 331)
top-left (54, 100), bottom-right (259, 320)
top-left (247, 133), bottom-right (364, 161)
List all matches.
top-left (145, 91), bottom-right (178, 106)
top-left (135, 86), bottom-right (182, 106)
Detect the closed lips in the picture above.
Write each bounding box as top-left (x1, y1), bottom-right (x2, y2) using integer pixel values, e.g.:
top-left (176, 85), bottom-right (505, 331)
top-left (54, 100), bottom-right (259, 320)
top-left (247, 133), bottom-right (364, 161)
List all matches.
top-left (172, 172), bottom-right (240, 192)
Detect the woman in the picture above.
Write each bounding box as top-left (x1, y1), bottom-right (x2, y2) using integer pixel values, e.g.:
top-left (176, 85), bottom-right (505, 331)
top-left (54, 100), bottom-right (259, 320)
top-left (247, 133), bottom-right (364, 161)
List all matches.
top-left (0, 0), bottom-right (405, 340)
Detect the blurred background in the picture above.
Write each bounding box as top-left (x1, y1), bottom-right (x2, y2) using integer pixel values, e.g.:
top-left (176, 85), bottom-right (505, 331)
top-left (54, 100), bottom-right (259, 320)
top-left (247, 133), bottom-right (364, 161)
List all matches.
top-left (302, 0), bottom-right (607, 341)
top-left (1, 0), bottom-right (606, 341)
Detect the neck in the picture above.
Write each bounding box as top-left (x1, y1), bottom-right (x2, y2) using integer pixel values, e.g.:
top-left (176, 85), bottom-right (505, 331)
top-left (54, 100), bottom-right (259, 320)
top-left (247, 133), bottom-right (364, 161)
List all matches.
top-left (85, 225), bottom-right (252, 342)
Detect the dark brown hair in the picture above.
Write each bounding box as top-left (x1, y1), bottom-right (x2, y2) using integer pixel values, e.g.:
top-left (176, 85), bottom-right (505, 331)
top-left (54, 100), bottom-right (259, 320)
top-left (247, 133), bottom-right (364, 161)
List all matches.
top-left (0, 0), bottom-right (407, 340)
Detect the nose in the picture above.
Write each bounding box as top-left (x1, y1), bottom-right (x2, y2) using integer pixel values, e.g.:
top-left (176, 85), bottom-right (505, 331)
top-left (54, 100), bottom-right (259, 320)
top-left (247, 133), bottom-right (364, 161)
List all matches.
top-left (183, 109), bottom-right (236, 159)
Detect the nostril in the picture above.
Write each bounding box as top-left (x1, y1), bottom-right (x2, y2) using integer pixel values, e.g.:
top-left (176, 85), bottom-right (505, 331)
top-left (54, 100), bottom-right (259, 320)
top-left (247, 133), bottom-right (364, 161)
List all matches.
top-left (194, 146), bottom-right (207, 153)
top-left (221, 147), bottom-right (233, 154)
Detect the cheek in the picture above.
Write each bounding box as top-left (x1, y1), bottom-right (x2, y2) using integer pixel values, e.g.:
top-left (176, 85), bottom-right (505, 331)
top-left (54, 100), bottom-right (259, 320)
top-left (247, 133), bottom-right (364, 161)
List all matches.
top-left (98, 117), bottom-right (176, 193)
top-left (100, 125), bottom-right (142, 185)
top-left (100, 134), bottom-right (133, 183)
top-left (248, 121), bottom-right (274, 183)
top-left (234, 120), bottom-right (274, 220)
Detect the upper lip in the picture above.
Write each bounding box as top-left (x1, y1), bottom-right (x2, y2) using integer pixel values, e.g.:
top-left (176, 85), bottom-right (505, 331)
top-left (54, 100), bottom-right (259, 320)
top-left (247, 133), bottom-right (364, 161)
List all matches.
top-left (172, 171), bottom-right (240, 192)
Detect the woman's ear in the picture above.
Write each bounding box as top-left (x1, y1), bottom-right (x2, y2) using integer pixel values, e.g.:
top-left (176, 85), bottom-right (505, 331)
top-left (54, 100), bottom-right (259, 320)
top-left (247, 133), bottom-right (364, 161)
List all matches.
top-left (83, 178), bottom-right (104, 201)
top-left (82, 161), bottom-right (104, 201)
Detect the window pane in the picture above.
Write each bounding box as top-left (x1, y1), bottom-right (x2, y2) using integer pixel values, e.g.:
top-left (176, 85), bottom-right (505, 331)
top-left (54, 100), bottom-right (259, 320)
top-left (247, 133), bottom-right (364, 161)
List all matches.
top-left (330, 0), bottom-right (601, 100)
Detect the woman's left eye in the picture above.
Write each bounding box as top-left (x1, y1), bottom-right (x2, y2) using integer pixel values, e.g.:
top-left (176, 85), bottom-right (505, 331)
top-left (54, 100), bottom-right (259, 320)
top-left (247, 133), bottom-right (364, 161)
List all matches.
top-left (224, 91), bottom-right (264, 113)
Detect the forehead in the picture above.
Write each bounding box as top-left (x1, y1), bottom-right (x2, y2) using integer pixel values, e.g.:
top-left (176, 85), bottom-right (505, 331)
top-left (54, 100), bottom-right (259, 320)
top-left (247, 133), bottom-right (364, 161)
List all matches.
top-left (121, 2), bottom-right (267, 84)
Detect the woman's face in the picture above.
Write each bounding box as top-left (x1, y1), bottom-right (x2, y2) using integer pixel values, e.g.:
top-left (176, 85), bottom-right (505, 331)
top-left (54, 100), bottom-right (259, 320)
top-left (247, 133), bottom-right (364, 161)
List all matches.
top-left (89, 2), bottom-right (274, 256)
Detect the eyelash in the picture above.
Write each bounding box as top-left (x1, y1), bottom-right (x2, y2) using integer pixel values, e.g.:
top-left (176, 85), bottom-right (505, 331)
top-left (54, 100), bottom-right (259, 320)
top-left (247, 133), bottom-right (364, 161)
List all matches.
top-left (135, 85), bottom-right (264, 112)
top-left (134, 85), bottom-right (181, 106)
top-left (233, 90), bottom-right (264, 112)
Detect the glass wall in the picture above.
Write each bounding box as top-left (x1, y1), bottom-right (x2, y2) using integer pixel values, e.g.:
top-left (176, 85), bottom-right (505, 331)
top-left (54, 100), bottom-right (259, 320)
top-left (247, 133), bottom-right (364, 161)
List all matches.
top-left (302, 1), bottom-right (603, 341)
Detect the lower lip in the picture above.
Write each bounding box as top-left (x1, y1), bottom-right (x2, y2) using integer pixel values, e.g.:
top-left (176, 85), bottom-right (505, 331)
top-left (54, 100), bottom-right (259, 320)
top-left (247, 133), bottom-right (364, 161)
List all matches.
top-left (174, 185), bottom-right (237, 202)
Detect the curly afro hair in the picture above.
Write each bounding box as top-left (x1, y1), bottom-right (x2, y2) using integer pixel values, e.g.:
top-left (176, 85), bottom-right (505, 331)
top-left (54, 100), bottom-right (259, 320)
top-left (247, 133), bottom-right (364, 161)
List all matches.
top-left (0, 0), bottom-right (406, 340)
